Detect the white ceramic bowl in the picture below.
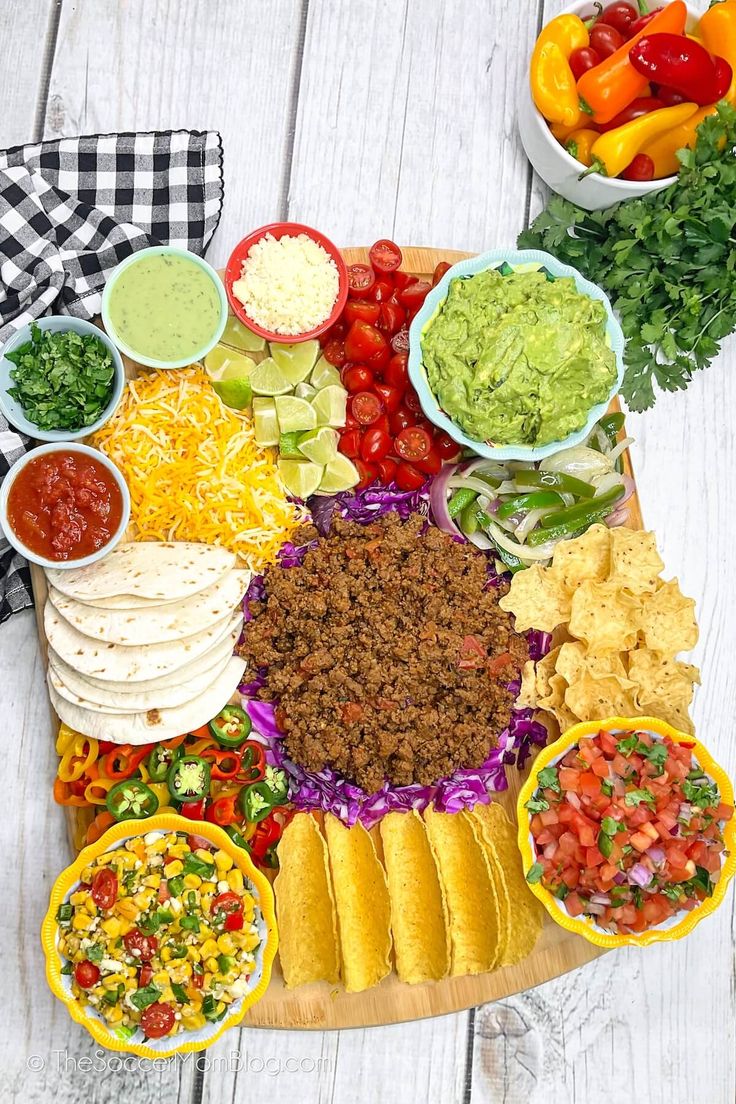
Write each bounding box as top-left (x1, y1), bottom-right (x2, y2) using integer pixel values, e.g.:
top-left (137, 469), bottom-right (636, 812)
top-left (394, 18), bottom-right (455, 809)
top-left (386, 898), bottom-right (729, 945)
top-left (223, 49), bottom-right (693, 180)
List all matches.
top-left (0, 316), bottom-right (125, 442)
top-left (0, 442), bottom-right (131, 570)
top-left (517, 0), bottom-right (700, 211)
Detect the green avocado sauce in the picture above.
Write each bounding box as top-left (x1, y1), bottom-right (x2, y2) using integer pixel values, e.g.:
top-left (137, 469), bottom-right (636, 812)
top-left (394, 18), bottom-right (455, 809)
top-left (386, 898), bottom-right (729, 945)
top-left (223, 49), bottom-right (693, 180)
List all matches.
top-left (108, 253), bottom-right (221, 361)
top-left (421, 269), bottom-right (617, 447)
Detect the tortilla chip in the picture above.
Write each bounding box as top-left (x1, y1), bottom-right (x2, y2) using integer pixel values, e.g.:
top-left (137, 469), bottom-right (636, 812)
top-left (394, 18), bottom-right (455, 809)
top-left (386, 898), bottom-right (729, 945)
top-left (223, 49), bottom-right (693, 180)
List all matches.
top-left (499, 563), bottom-right (571, 633)
top-left (565, 671), bottom-right (637, 721)
top-left (379, 811), bottom-right (450, 984)
top-left (274, 813), bottom-right (341, 987)
top-left (556, 641), bottom-right (630, 685)
top-left (538, 672), bottom-right (567, 712)
top-left (534, 646), bottom-right (561, 700)
top-left (550, 523), bottom-right (611, 591)
top-left (469, 802), bottom-right (544, 965)
top-left (423, 805), bottom-right (500, 976)
top-left (517, 660), bottom-right (538, 709)
top-left (638, 579), bottom-right (698, 655)
top-left (609, 527), bottom-right (664, 594)
top-left (628, 647), bottom-right (699, 733)
top-left (324, 815), bottom-right (392, 992)
top-left (568, 580), bottom-right (639, 651)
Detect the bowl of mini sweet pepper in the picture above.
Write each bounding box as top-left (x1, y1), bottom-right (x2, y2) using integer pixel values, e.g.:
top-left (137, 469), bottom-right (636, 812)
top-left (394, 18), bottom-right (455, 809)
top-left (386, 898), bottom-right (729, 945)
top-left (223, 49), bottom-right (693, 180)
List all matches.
top-left (518, 1), bottom-right (734, 210)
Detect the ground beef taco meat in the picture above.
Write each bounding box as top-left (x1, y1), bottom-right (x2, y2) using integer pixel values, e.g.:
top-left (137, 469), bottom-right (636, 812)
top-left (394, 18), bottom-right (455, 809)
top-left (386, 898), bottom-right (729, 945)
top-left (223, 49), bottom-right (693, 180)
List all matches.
top-left (240, 513), bottom-right (529, 791)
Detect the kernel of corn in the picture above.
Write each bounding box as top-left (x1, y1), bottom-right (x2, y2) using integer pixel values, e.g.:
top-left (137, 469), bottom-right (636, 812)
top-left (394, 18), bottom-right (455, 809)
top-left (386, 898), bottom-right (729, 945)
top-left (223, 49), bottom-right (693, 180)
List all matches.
top-left (118, 919), bottom-right (135, 936)
top-left (161, 946), bottom-right (173, 963)
top-left (72, 913), bottom-right (92, 931)
top-left (183, 873), bottom-right (201, 890)
top-left (194, 849), bottom-right (215, 865)
top-left (106, 1007), bottom-right (123, 1024)
top-left (69, 891), bottom-right (87, 906)
top-left (214, 850), bottom-right (233, 872)
top-left (101, 918), bottom-right (121, 938)
top-left (201, 882), bottom-right (216, 896)
top-left (152, 970), bottom-right (169, 987)
top-left (187, 946), bottom-right (201, 962)
top-left (142, 874), bottom-right (161, 888)
top-left (114, 899), bottom-right (139, 921)
top-left (133, 890), bottom-right (155, 910)
top-left (164, 860), bottom-right (183, 877)
top-left (167, 843), bottom-right (187, 858)
top-left (103, 973), bottom-right (125, 988)
top-left (200, 938), bottom-right (219, 959)
top-left (203, 972), bottom-right (213, 989)
top-left (161, 986), bottom-right (175, 1003)
top-left (216, 933), bottom-right (235, 955)
top-left (226, 869), bottom-right (244, 893)
top-left (242, 930), bottom-right (260, 951)
top-left (182, 1012), bottom-right (206, 1031)
top-left (205, 956), bottom-right (219, 974)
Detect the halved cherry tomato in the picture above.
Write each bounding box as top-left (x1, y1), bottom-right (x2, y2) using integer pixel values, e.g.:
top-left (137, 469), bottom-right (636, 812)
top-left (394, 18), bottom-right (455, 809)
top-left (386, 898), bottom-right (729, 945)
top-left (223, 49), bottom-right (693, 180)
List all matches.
top-left (365, 344), bottom-right (391, 372)
top-left (376, 457), bottom-right (398, 484)
top-left (351, 391), bottom-right (383, 425)
top-left (90, 867), bottom-right (118, 910)
top-left (141, 1002), bottom-right (175, 1039)
top-left (372, 413), bottom-right (391, 436)
top-left (394, 461), bottom-right (425, 491)
top-left (346, 263), bottom-right (375, 298)
top-left (378, 300), bottom-right (405, 335)
top-left (323, 339), bottom-right (346, 367)
top-left (360, 427), bottom-right (393, 462)
top-left (413, 446), bottom-right (442, 475)
top-left (432, 261), bottom-right (451, 286)
top-left (223, 909), bottom-right (245, 932)
top-left (338, 428), bottom-right (362, 458)
top-left (355, 459), bottom-right (378, 488)
top-left (342, 365), bottom-right (374, 392)
top-left (124, 928), bottom-right (158, 962)
top-left (187, 833), bottom-right (213, 851)
top-left (344, 300), bottom-right (381, 326)
top-left (389, 406), bottom-right (415, 434)
top-left (212, 891), bottom-right (241, 916)
top-left (433, 429), bottom-right (462, 459)
top-left (373, 382), bottom-right (403, 413)
top-left (384, 352), bottom-right (409, 389)
top-left (74, 960), bottom-right (100, 989)
top-left (371, 277), bottom-right (394, 302)
top-left (344, 408), bottom-right (360, 429)
top-left (404, 388), bottom-right (423, 413)
top-left (393, 270), bottom-right (417, 291)
top-left (397, 280), bottom-right (431, 313)
top-left (391, 329), bottom-right (410, 354)
top-left (344, 320), bottom-right (386, 362)
top-left (139, 964), bottom-right (153, 987)
top-left (394, 426), bottom-right (432, 461)
top-left (369, 238), bottom-right (403, 273)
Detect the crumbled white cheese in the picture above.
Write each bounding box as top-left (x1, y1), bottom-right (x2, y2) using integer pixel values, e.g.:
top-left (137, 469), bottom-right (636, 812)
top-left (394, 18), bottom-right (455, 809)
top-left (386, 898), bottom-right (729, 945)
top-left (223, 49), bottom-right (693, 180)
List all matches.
top-left (232, 232), bottom-right (339, 335)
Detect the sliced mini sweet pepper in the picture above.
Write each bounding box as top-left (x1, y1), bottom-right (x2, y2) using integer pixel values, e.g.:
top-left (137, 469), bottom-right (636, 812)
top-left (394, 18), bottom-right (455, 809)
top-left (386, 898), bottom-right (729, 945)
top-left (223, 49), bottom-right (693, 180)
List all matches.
top-left (530, 14), bottom-right (589, 127)
top-left (101, 744), bottom-right (151, 781)
top-left (586, 102), bottom-right (697, 178)
top-left (202, 747), bottom-right (241, 781)
top-left (237, 739), bottom-right (267, 783)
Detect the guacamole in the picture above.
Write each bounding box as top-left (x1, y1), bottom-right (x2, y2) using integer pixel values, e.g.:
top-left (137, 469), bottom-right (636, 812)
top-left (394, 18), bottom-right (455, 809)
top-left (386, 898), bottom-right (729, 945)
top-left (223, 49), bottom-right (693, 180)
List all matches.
top-left (421, 268), bottom-right (617, 446)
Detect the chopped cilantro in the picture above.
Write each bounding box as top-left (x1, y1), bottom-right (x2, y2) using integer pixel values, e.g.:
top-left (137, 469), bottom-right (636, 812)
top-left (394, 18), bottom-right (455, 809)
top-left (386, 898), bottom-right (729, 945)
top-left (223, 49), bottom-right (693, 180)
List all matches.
top-left (645, 743), bottom-right (668, 774)
top-left (554, 883), bottom-right (569, 900)
top-left (129, 983), bottom-right (161, 1011)
top-left (624, 788), bottom-right (656, 808)
top-left (171, 982), bottom-right (189, 1004)
top-left (537, 766), bottom-right (561, 794)
top-left (601, 816), bottom-right (624, 836)
top-left (631, 885), bottom-right (643, 910)
top-left (683, 777), bottom-right (720, 810)
top-left (183, 852), bottom-right (214, 879)
top-left (525, 795), bottom-right (550, 814)
top-left (526, 862), bottom-right (544, 885)
top-left (598, 831), bottom-right (613, 859)
top-left (601, 778), bottom-right (614, 797)
top-left (86, 944), bottom-right (104, 963)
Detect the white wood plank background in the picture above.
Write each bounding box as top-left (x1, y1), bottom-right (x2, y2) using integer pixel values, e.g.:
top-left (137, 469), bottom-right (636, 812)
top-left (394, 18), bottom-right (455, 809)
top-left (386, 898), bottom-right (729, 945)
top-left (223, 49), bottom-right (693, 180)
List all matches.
top-left (1, 1), bottom-right (733, 1101)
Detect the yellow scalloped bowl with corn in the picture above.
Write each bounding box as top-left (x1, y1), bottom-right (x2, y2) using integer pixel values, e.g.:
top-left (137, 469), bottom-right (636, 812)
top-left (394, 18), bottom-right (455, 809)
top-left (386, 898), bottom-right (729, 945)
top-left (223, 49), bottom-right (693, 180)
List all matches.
top-left (42, 813), bottom-right (278, 1058)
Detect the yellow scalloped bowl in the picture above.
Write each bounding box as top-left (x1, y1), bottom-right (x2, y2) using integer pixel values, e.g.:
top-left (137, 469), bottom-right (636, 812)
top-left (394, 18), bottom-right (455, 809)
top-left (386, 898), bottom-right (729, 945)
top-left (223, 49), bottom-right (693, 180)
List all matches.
top-left (41, 813), bottom-right (278, 1058)
top-left (517, 716), bottom-right (736, 950)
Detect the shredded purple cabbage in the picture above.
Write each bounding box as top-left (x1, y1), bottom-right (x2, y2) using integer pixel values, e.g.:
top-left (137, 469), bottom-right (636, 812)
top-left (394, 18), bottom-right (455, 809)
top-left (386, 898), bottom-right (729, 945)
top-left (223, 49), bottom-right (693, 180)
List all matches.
top-left (309, 481), bottom-right (430, 535)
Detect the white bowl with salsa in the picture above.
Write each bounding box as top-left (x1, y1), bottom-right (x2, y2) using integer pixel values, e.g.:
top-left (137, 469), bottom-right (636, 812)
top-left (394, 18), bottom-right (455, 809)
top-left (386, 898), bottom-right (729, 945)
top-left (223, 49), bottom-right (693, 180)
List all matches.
top-left (101, 246), bottom-right (228, 369)
top-left (0, 443), bottom-right (130, 570)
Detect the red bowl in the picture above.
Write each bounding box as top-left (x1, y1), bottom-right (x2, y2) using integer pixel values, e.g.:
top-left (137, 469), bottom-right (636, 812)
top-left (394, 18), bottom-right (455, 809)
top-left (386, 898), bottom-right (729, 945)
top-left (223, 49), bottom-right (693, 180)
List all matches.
top-left (224, 222), bottom-right (348, 344)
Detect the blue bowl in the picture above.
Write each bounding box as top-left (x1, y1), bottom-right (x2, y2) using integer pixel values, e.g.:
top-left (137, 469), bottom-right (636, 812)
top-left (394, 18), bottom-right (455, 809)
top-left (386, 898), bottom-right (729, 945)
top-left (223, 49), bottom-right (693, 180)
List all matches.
top-left (407, 247), bottom-right (625, 462)
top-left (0, 316), bottom-right (125, 442)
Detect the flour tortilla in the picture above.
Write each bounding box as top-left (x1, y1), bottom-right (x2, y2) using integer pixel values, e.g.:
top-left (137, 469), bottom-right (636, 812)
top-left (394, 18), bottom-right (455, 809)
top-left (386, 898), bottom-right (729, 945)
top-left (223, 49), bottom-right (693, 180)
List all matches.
top-left (48, 648), bottom-right (237, 712)
top-left (47, 569), bottom-right (249, 645)
top-left (44, 602), bottom-right (241, 682)
top-left (45, 541), bottom-right (236, 602)
top-left (48, 656), bottom-right (246, 744)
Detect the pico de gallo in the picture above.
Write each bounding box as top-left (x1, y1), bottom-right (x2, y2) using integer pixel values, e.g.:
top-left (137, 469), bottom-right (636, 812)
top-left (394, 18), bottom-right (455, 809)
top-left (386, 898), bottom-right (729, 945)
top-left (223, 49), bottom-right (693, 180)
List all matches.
top-left (320, 238), bottom-right (462, 490)
top-left (525, 727), bottom-right (733, 934)
top-left (56, 830), bottom-right (262, 1040)
top-left (54, 713), bottom-right (292, 870)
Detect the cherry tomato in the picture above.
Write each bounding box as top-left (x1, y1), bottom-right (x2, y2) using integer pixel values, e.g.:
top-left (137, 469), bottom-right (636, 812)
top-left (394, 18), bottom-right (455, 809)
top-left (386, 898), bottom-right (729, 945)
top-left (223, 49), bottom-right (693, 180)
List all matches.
top-left (355, 459), bottom-right (378, 488)
top-left (394, 461), bottom-right (425, 491)
top-left (344, 300), bottom-right (381, 326)
top-left (346, 263), bottom-right (376, 298)
top-left (373, 412), bottom-right (391, 437)
top-left (569, 46), bottom-right (602, 80)
top-left (369, 239), bottom-right (403, 273)
top-left (373, 382), bottom-right (403, 413)
top-left (344, 408), bottom-right (360, 429)
top-left (192, 969), bottom-right (204, 989)
top-left (397, 280), bottom-right (431, 313)
top-left (187, 833), bottom-right (213, 851)
top-left (404, 388), bottom-right (423, 414)
top-left (394, 426), bottom-right (432, 461)
top-left (391, 329), bottom-right (410, 354)
top-left (377, 300), bottom-right (405, 336)
top-left (338, 428), bottom-right (362, 458)
top-left (601, 1), bottom-right (637, 35)
top-left (212, 891), bottom-right (242, 916)
top-left (384, 352), bottom-right (409, 389)
top-left (90, 867), bottom-right (118, 910)
top-left (223, 909), bottom-right (245, 932)
top-left (360, 427), bottom-right (393, 462)
top-left (180, 799), bottom-right (207, 820)
top-left (323, 339), bottom-right (347, 367)
top-left (433, 429), bottom-right (462, 460)
top-left (371, 277), bottom-right (394, 302)
top-left (344, 320), bottom-right (387, 362)
top-left (141, 1002), bottom-right (175, 1039)
top-left (656, 85), bottom-right (688, 107)
top-left (413, 446), bottom-right (442, 476)
top-left (74, 960), bottom-right (100, 989)
top-left (376, 457), bottom-right (398, 484)
top-left (620, 154), bottom-right (655, 181)
top-left (389, 406), bottom-right (416, 434)
top-left (393, 270), bottom-right (417, 290)
top-left (351, 391), bottom-right (383, 425)
top-left (139, 964), bottom-right (153, 987)
top-left (598, 96), bottom-right (664, 132)
top-left (589, 22), bottom-right (625, 59)
top-left (342, 365), bottom-right (374, 392)
top-left (365, 343), bottom-right (391, 372)
top-left (123, 927), bottom-right (159, 962)
top-left (432, 261), bottom-right (451, 286)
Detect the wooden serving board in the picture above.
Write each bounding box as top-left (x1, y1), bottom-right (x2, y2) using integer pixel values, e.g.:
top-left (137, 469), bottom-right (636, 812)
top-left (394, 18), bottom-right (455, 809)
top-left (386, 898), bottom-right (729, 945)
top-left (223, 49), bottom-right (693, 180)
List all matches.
top-left (30, 246), bottom-right (642, 1030)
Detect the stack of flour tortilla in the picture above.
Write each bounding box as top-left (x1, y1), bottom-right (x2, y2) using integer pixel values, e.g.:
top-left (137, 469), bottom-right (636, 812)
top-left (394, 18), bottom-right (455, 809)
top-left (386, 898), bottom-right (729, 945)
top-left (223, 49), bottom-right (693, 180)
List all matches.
top-left (43, 542), bottom-right (248, 744)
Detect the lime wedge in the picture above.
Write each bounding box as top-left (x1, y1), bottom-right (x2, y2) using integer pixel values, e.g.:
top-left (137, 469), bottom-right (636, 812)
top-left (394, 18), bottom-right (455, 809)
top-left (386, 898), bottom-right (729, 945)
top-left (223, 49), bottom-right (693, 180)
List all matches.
top-left (279, 432), bottom-right (305, 458)
top-left (253, 397), bottom-right (279, 446)
top-left (270, 340), bottom-right (320, 385)
top-left (212, 375), bottom-right (252, 409)
top-left (297, 426), bottom-right (339, 465)
top-left (315, 454), bottom-right (360, 494)
top-left (295, 381), bottom-right (317, 401)
top-left (311, 384), bottom-right (347, 428)
top-left (311, 356), bottom-right (343, 389)
top-left (204, 345), bottom-right (256, 380)
top-left (275, 395), bottom-right (318, 433)
top-left (221, 315), bottom-right (266, 353)
top-left (249, 357), bottom-right (292, 397)
top-left (278, 458), bottom-right (324, 500)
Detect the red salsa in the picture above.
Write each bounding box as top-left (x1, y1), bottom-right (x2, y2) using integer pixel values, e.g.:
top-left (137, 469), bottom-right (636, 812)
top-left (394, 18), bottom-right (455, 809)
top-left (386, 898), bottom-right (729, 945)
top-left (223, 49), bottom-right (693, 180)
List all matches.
top-left (7, 450), bottom-right (123, 562)
top-left (526, 727), bottom-right (733, 934)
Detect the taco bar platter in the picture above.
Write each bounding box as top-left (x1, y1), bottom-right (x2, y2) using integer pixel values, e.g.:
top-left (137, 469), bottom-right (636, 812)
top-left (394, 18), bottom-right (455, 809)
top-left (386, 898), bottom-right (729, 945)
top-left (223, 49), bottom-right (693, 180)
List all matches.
top-left (3, 187), bottom-right (734, 1044)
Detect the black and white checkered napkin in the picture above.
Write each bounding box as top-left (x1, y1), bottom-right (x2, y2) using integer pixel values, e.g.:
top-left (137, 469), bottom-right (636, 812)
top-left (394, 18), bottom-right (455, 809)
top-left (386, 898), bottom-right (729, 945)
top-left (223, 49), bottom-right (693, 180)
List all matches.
top-left (0, 129), bottom-right (224, 624)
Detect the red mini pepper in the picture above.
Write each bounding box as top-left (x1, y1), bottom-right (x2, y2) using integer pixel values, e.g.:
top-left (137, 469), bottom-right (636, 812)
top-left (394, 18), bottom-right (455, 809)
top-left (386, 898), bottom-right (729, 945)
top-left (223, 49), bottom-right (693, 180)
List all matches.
top-left (205, 794), bottom-right (240, 827)
top-left (101, 744), bottom-right (152, 781)
top-left (597, 95), bottom-right (664, 132)
top-left (629, 33), bottom-right (733, 105)
top-left (201, 747), bottom-right (241, 781)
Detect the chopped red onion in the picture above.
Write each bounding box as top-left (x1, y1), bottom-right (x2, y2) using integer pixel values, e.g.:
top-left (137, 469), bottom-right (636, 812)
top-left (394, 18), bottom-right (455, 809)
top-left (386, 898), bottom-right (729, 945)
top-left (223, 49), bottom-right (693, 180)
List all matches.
top-left (566, 791), bottom-right (582, 811)
top-left (590, 892), bottom-right (611, 906)
top-left (628, 862), bottom-right (653, 887)
top-left (647, 846), bottom-right (665, 864)
top-left (585, 901), bottom-right (606, 916)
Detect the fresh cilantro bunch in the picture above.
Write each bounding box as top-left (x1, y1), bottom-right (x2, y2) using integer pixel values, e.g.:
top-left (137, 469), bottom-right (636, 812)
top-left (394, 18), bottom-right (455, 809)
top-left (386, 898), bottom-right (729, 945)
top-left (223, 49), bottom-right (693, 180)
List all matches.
top-left (518, 102), bottom-right (736, 411)
top-left (6, 323), bottom-right (115, 431)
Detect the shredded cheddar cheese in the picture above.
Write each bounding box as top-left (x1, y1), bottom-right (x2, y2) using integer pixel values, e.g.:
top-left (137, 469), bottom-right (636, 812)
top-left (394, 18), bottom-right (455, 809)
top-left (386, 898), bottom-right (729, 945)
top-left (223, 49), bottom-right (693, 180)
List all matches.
top-left (92, 368), bottom-right (305, 571)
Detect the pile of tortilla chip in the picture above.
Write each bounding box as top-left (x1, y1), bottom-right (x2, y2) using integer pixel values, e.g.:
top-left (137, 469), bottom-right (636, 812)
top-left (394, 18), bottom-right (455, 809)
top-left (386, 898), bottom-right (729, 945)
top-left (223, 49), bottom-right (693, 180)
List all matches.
top-left (274, 804), bottom-right (544, 991)
top-left (500, 525), bottom-right (699, 735)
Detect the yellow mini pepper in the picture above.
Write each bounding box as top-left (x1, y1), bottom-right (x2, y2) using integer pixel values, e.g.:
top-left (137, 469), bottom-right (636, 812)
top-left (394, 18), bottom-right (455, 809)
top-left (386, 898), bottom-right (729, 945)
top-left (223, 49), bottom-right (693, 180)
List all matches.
top-left (565, 128), bottom-right (598, 168)
top-left (642, 105), bottom-right (717, 178)
top-left (698, 0), bottom-right (736, 103)
top-left (588, 102), bottom-right (698, 178)
top-left (530, 14), bottom-right (589, 129)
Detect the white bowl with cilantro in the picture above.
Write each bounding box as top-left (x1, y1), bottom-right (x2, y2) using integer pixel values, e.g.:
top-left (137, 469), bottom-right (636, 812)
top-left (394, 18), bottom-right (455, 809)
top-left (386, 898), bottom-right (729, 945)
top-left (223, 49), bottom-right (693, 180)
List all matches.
top-left (0, 317), bottom-right (125, 442)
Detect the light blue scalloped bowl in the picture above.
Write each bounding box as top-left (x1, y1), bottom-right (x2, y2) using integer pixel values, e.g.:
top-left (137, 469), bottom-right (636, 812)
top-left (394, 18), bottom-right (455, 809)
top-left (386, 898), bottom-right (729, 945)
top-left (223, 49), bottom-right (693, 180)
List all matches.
top-left (407, 248), bottom-right (625, 462)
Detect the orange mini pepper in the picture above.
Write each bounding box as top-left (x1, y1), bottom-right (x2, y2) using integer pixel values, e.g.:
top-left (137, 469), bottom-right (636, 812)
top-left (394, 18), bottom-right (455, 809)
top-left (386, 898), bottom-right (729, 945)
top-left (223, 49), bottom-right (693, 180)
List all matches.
top-left (698, 0), bottom-right (736, 103)
top-left (565, 128), bottom-right (599, 167)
